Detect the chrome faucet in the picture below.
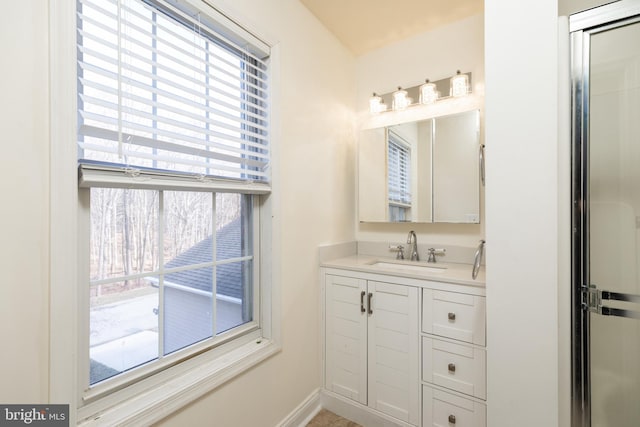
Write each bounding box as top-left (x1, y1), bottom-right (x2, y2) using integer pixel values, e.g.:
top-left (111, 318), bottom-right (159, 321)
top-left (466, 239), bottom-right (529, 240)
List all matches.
top-left (406, 230), bottom-right (419, 261)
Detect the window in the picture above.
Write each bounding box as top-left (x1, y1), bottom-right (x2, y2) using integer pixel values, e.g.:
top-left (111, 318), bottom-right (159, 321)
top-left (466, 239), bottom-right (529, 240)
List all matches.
top-left (387, 130), bottom-right (411, 221)
top-left (77, 0), bottom-right (269, 181)
top-left (76, 0), bottom-right (271, 403)
top-left (88, 190), bottom-right (255, 385)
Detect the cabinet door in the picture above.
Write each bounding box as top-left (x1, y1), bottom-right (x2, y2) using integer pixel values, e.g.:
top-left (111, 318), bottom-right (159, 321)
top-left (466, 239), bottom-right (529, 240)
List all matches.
top-left (325, 274), bottom-right (368, 405)
top-left (367, 281), bottom-right (420, 425)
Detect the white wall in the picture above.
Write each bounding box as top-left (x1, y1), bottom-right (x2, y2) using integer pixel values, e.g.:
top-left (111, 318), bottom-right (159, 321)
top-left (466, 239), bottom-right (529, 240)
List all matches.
top-left (0, 2), bottom-right (50, 403)
top-left (0, 0), bottom-right (357, 425)
top-left (485, 1), bottom-right (560, 427)
top-left (354, 14), bottom-right (485, 249)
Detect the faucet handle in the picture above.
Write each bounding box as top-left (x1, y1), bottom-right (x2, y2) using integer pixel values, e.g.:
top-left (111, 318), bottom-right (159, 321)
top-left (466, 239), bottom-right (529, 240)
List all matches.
top-left (389, 244), bottom-right (405, 260)
top-left (427, 248), bottom-right (446, 263)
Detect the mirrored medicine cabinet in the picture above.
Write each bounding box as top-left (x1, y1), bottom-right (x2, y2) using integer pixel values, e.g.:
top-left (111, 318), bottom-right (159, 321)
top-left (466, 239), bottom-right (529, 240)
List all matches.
top-left (358, 108), bottom-right (483, 223)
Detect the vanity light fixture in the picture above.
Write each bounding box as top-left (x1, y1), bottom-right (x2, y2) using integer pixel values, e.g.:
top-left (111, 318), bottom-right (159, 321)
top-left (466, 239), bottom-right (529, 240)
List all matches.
top-left (392, 87), bottom-right (411, 111)
top-left (450, 70), bottom-right (470, 97)
top-left (419, 79), bottom-right (438, 104)
top-left (369, 92), bottom-right (387, 113)
top-left (369, 72), bottom-right (472, 115)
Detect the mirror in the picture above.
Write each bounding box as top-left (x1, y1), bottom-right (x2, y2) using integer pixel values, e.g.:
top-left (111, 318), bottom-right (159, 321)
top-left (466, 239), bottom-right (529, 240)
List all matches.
top-left (358, 109), bottom-right (481, 223)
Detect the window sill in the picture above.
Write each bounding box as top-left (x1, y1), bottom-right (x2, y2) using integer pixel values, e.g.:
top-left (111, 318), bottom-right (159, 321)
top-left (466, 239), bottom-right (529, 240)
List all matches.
top-left (77, 338), bottom-right (280, 426)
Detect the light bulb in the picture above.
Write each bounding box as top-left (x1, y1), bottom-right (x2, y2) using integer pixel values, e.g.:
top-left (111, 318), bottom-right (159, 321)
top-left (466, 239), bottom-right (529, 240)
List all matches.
top-left (369, 93), bottom-right (387, 113)
top-left (419, 79), bottom-right (438, 104)
top-left (450, 70), bottom-right (470, 97)
top-left (392, 87), bottom-right (411, 111)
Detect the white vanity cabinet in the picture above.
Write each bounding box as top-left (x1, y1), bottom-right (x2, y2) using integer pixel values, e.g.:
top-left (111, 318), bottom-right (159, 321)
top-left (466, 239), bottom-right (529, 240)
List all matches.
top-left (324, 273), bottom-right (420, 425)
top-left (322, 263), bottom-right (486, 427)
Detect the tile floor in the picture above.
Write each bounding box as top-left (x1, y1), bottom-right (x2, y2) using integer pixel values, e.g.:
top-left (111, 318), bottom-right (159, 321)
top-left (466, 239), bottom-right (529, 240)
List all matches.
top-left (306, 409), bottom-right (361, 427)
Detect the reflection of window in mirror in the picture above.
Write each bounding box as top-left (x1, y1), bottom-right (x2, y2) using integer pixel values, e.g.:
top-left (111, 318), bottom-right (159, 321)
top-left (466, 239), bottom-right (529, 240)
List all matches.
top-left (387, 130), bottom-right (412, 222)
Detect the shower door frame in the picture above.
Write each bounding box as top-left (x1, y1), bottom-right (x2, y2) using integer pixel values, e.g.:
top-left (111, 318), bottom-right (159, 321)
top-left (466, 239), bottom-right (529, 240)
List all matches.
top-left (570, 2), bottom-right (640, 426)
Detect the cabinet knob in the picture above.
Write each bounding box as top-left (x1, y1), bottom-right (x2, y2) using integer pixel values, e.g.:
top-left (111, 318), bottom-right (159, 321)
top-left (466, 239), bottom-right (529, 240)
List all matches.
top-left (448, 312), bottom-right (456, 321)
top-left (448, 363), bottom-right (456, 373)
top-left (448, 414), bottom-right (456, 424)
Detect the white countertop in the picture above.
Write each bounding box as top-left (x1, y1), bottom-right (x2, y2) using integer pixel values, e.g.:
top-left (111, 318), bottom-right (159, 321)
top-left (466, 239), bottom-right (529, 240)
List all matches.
top-left (321, 255), bottom-right (485, 287)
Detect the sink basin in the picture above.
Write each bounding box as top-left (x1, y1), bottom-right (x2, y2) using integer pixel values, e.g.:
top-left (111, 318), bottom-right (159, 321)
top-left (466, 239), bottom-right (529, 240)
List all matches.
top-left (369, 261), bottom-right (446, 273)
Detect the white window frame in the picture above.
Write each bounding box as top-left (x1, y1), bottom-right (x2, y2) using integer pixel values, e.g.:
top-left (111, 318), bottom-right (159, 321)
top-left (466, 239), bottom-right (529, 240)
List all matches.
top-left (49, 1), bottom-right (281, 425)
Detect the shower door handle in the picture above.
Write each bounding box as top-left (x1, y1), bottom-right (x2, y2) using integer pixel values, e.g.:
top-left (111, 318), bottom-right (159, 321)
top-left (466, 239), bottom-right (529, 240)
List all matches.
top-left (584, 285), bottom-right (640, 319)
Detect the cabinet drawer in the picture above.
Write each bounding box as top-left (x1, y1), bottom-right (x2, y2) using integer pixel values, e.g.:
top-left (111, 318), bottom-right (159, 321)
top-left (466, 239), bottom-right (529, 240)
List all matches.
top-left (422, 289), bottom-right (486, 346)
top-left (422, 337), bottom-right (486, 399)
top-left (423, 385), bottom-right (486, 427)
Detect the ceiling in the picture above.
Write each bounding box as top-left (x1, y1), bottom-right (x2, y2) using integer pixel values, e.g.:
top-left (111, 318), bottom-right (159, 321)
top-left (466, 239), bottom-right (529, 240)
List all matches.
top-left (299, 0), bottom-right (484, 56)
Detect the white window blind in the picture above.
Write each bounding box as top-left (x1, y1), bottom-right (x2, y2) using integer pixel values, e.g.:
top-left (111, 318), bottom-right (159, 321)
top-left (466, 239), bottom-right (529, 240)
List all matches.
top-left (77, 0), bottom-right (270, 191)
top-left (387, 130), bottom-right (411, 205)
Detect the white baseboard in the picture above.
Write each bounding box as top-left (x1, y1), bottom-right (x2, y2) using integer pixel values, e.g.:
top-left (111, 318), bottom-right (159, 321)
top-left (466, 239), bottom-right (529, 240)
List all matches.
top-left (320, 390), bottom-right (412, 427)
top-left (276, 388), bottom-right (322, 427)
top-left (276, 388), bottom-right (413, 427)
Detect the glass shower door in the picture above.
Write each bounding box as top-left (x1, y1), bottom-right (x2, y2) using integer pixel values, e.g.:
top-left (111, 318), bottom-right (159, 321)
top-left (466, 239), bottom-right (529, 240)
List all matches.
top-left (573, 7), bottom-right (640, 426)
top-left (588, 19), bottom-right (640, 427)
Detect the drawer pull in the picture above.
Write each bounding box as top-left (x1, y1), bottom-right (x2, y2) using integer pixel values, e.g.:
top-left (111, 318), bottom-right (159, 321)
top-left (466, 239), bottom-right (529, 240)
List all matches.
top-left (367, 292), bottom-right (373, 314)
top-left (448, 414), bottom-right (456, 424)
top-left (448, 363), bottom-right (456, 373)
top-left (448, 312), bottom-right (456, 321)
top-left (360, 291), bottom-right (366, 313)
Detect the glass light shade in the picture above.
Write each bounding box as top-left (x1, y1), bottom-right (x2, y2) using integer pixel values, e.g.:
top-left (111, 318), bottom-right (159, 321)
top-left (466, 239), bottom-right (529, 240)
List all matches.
top-left (450, 71), bottom-right (470, 97)
top-left (369, 93), bottom-right (387, 113)
top-left (419, 80), bottom-right (438, 104)
top-left (392, 87), bottom-right (411, 111)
